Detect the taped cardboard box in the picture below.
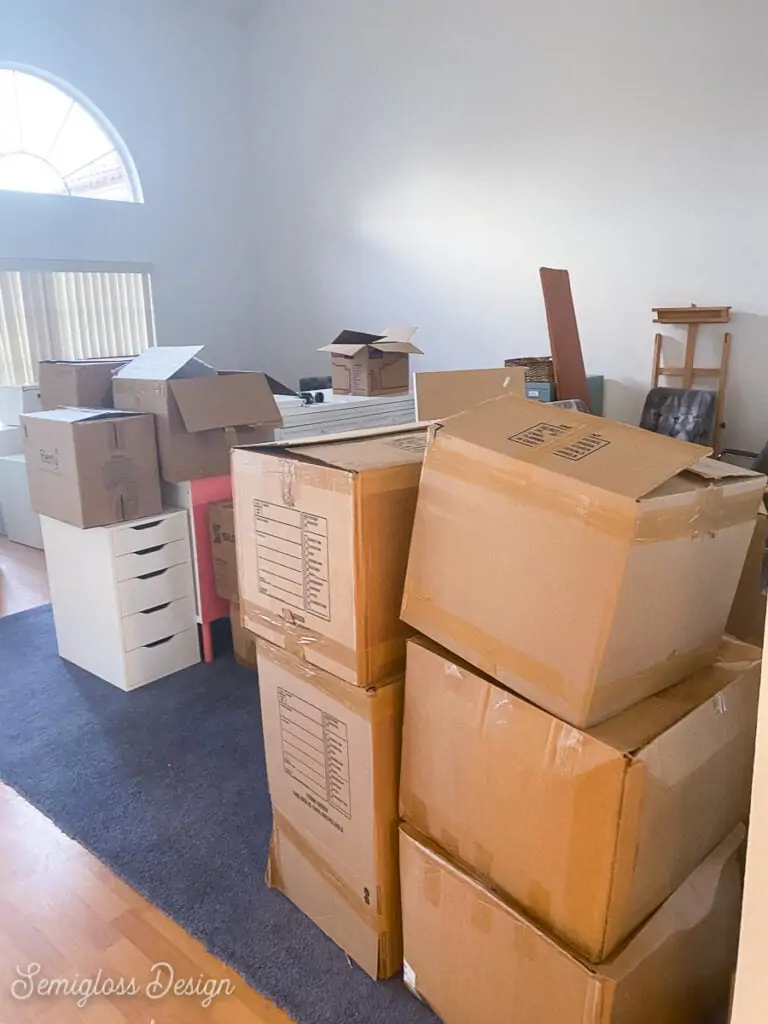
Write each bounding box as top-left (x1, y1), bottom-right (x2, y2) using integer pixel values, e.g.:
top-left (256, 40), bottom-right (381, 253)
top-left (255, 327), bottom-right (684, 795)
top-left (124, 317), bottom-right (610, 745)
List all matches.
top-left (401, 634), bottom-right (759, 961)
top-left (413, 367), bottom-right (526, 421)
top-left (318, 328), bottom-right (422, 397)
top-left (39, 358), bottom-right (130, 411)
top-left (258, 639), bottom-right (403, 979)
top-left (112, 347), bottom-right (283, 483)
top-left (209, 500), bottom-right (238, 602)
top-left (402, 393), bottom-right (766, 726)
top-left (21, 408), bottom-right (162, 528)
top-left (727, 507), bottom-right (768, 647)
top-left (232, 425), bottom-right (426, 686)
top-left (230, 600), bottom-right (257, 669)
top-left (400, 822), bottom-right (744, 1024)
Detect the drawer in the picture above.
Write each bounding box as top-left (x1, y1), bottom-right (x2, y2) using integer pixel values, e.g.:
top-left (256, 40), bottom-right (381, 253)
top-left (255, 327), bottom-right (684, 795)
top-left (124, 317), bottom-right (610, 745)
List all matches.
top-left (121, 596), bottom-right (196, 652)
top-left (118, 562), bottom-right (195, 617)
top-left (111, 512), bottom-right (188, 557)
top-left (114, 538), bottom-right (190, 582)
top-left (123, 628), bottom-right (201, 691)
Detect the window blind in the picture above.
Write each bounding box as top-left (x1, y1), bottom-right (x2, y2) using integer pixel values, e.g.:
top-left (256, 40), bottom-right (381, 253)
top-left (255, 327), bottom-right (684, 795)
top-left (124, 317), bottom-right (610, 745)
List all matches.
top-left (0, 264), bottom-right (154, 385)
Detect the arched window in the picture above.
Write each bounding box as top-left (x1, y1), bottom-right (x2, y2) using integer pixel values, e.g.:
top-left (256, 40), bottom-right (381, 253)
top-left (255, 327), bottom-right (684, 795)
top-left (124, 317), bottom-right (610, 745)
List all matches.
top-left (0, 66), bottom-right (141, 202)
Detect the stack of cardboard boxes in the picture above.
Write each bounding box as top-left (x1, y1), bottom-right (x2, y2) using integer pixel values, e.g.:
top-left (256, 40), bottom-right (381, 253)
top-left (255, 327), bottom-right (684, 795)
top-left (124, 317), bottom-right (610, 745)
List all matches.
top-left (397, 394), bottom-right (765, 1024)
top-left (231, 425), bottom-right (428, 979)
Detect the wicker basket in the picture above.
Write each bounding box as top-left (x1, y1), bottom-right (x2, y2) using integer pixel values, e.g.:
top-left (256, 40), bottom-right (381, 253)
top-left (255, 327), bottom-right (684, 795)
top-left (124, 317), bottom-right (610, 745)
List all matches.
top-left (504, 356), bottom-right (555, 382)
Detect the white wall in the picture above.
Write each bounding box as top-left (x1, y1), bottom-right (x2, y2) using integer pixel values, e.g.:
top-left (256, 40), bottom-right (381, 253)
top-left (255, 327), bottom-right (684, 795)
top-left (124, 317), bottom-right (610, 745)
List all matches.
top-left (0, 0), bottom-right (261, 377)
top-left (248, 0), bottom-right (768, 449)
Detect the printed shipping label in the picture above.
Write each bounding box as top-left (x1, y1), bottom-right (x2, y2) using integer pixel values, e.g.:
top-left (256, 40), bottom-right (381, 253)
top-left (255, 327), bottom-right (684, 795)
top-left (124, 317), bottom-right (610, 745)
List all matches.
top-left (253, 500), bottom-right (331, 621)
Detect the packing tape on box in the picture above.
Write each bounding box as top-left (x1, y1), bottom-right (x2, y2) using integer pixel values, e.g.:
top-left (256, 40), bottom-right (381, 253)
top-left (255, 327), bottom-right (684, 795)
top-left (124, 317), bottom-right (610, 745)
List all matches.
top-left (426, 441), bottom-right (762, 543)
top-left (403, 587), bottom-right (718, 716)
top-left (269, 811), bottom-right (382, 931)
top-left (255, 634), bottom-right (403, 718)
top-left (243, 601), bottom-right (358, 672)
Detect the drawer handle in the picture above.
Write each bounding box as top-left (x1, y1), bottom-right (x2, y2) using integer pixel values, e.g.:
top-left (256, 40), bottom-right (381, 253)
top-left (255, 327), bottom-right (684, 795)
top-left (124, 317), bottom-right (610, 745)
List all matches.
top-left (137, 568), bottom-right (168, 581)
top-left (139, 602), bottom-right (171, 615)
top-left (134, 544), bottom-right (165, 556)
top-left (145, 635), bottom-right (174, 648)
top-left (130, 519), bottom-right (163, 531)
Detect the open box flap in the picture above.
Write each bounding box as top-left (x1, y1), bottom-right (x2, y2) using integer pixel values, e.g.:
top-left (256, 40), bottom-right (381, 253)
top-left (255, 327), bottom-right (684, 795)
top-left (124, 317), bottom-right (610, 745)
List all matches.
top-left (687, 457), bottom-right (766, 482)
top-left (170, 373), bottom-right (282, 432)
top-left (318, 330), bottom-right (386, 356)
top-left (438, 392), bottom-right (710, 500)
top-left (115, 346), bottom-right (208, 381)
top-left (370, 340), bottom-right (424, 355)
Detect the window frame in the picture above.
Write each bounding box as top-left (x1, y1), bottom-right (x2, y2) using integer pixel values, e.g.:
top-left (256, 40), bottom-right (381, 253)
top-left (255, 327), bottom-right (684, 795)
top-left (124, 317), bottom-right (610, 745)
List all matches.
top-left (0, 62), bottom-right (143, 204)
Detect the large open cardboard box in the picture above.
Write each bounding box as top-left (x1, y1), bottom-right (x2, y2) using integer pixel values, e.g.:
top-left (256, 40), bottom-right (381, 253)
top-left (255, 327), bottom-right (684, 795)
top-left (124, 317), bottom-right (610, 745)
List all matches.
top-left (413, 366), bottom-right (526, 420)
top-left (402, 393), bottom-right (766, 726)
top-left (401, 634), bottom-right (759, 961)
top-left (232, 425), bottom-right (426, 686)
top-left (258, 639), bottom-right (403, 979)
top-left (112, 347), bottom-right (283, 482)
top-left (400, 823), bottom-right (743, 1024)
top-left (21, 407), bottom-right (161, 528)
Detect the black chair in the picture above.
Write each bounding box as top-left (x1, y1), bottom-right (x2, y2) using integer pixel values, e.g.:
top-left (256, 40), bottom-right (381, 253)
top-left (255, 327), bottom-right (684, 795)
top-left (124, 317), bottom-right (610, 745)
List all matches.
top-left (639, 387), bottom-right (717, 446)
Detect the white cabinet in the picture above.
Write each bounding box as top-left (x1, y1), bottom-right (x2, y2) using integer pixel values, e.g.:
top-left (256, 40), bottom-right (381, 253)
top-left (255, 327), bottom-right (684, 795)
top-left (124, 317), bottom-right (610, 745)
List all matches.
top-left (0, 384), bottom-right (41, 425)
top-left (40, 509), bottom-right (200, 690)
top-left (0, 454), bottom-right (43, 548)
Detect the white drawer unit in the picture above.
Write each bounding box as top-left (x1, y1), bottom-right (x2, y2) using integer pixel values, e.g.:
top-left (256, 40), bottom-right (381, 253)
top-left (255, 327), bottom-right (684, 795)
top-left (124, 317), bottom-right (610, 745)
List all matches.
top-left (40, 509), bottom-right (200, 691)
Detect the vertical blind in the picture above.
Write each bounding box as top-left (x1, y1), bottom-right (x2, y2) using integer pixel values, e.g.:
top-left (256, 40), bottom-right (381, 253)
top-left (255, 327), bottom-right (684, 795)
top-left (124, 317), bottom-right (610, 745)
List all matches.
top-left (0, 265), bottom-right (154, 385)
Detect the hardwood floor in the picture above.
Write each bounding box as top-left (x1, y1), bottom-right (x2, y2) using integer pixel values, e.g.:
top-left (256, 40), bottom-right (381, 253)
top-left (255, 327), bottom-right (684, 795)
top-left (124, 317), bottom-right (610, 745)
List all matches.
top-left (0, 539), bottom-right (293, 1024)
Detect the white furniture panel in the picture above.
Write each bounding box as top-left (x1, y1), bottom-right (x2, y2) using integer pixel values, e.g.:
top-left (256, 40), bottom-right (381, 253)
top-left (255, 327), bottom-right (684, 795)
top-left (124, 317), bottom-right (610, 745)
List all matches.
top-left (40, 509), bottom-right (199, 691)
top-left (0, 425), bottom-right (23, 456)
top-left (0, 453), bottom-right (43, 549)
top-left (0, 384), bottom-right (41, 425)
top-left (274, 391), bottom-right (416, 441)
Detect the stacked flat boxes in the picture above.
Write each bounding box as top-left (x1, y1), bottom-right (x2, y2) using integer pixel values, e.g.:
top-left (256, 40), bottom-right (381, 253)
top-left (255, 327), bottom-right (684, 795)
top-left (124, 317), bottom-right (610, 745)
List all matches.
top-left (231, 425), bottom-right (428, 979)
top-left (397, 393), bottom-right (765, 1024)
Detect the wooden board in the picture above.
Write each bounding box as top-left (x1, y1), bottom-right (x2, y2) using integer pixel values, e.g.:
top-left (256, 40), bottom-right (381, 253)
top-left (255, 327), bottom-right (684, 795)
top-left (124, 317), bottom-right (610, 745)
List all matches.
top-left (539, 268), bottom-right (591, 410)
top-left (653, 306), bottom-right (731, 325)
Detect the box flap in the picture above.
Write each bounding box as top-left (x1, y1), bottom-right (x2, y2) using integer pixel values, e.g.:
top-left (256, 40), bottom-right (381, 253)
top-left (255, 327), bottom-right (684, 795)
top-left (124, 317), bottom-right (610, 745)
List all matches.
top-left (687, 457), bottom-right (766, 482)
top-left (318, 330), bottom-right (386, 355)
top-left (115, 346), bottom-right (206, 381)
top-left (438, 392), bottom-right (710, 500)
top-left (22, 407), bottom-right (145, 424)
top-left (169, 373), bottom-right (282, 432)
top-left (265, 374), bottom-right (299, 397)
top-left (370, 340), bottom-right (423, 355)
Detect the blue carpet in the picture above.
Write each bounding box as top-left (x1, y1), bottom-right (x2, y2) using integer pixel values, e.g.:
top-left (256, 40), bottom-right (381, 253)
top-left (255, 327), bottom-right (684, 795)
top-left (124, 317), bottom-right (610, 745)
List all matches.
top-left (0, 605), bottom-right (436, 1024)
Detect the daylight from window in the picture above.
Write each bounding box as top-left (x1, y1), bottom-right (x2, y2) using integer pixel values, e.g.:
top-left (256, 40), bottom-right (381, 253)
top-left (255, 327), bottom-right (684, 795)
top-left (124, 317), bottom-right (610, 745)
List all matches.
top-left (0, 67), bottom-right (139, 202)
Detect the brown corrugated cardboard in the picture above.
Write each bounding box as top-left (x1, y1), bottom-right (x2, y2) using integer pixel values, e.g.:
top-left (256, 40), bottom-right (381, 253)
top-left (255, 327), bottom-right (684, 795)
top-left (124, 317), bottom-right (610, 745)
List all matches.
top-left (402, 392), bottom-right (766, 726)
top-left (112, 347), bottom-right (282, 482)
top-left (401, 634), bottom-right (759, 961)
top-left (21, 407), bottom-right (162, 528)
top-left (39, 358), bottom-right (130, 411)
top-left (258, 639), bottom-right (403, 979)
top-left (414, 367), bottom-right (526, 420)
top-left (400, 822), bottom-right (744, 1024)
top-left (232, 425), bottom-right (426, 686)
top-left (209, 500), bottom-right (238, 602)
top-left (727, 508), bottom-right (767, 647)
top-left (230, 600), bottom-right (257, 669)
top-left (318, 328), bottom-right (423, 396)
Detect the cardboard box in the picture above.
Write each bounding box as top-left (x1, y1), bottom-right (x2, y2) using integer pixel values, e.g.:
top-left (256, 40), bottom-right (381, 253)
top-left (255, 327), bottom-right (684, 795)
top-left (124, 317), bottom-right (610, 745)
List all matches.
top-left (401, 634), bottom-right (759, 961)
top-left (258, 639), bottom-right (403, 979)
top-left (413, 367), bottom-right (526, 420)
top-left (400, 823), bottom-right (744, 1024)
top-left (21, 408), bottom-right (162, 529)
top-left (209, 500), bottom-right (238, 602)
top-left (232, 425), bottom-right (427, 686)
top-left (39, 358), bottom-right (130, 411)
top-left (402, 393), bottom-right (766, 726)
top-left (727, 508), bottom-right (768, 647)
top-left (318, 328), bottom-right (422, 397)
top-left (112, 347), bottom-right (283, 483)
top-left (230, 600), bottom-right (257, 669)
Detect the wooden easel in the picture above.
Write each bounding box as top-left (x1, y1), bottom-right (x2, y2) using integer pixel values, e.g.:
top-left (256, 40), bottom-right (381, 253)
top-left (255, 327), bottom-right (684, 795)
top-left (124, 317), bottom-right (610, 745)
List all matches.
top-left (651, 305), bottom-right (732, 450)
